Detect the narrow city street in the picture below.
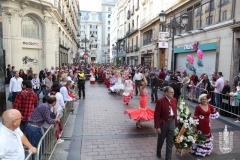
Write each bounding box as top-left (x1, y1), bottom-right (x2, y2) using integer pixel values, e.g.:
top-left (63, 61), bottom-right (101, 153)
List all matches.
top-left (52, 82), bottom-right (240, 160)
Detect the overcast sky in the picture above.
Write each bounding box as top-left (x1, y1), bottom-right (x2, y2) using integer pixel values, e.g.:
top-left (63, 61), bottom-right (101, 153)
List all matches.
top-left (79, 0), bottom-right (99, 11)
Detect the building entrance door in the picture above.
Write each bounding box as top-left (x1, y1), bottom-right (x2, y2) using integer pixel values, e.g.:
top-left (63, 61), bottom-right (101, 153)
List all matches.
top-left (159, 49), bottom-right (166, 69)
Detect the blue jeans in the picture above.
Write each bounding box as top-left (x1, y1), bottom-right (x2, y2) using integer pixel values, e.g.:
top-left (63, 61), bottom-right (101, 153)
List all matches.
top-left (42, 87), bottom-right (46, 96)
top-left (26, 125), bottom-right (43, 148)
top-left (214, 92), bottom-right (220, 109)
top-left (33, 89), bottom-right (40, 99)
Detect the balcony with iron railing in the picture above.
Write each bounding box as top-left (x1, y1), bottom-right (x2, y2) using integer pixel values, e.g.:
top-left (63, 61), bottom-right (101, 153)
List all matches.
top-left (218, 0), bottom-right (230, 7)
top-left (134, 45), bottom-right (139, 51)
top-left (143, 39), bottom-right (152, 46)
top-left (126, 47), bottom-right (129, 53)
top-left (140, 14), bottom-right (153, 27)
top-left (129, 46), bottom-right (133, 52)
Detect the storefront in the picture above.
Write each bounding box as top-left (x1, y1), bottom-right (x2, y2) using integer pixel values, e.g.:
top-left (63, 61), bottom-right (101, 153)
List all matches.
top-left (174, 41), bottom-right (218, 76)
top-left (141, 49), bottom-right (153, 67)
top-left (59, 44), bottom-right (69, 66)
top-left (22, 38), bottom-right (42, 73)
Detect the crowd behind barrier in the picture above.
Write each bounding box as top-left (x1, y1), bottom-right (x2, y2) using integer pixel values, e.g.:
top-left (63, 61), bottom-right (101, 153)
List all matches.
top-left (24, 102), bottom-right (73, 160)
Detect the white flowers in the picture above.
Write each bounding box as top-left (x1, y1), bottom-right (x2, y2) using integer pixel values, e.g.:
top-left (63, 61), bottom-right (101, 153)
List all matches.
top-left (180, 135), bottom-right (184, 142)
top-left (184, 122), bottom-right (190, 129)
top-left (187, 136), bottom-right (196, 143)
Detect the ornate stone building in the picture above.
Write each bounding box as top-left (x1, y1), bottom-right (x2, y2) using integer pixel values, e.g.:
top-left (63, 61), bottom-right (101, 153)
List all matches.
top-left (2, 0), bottom-right (80, 73)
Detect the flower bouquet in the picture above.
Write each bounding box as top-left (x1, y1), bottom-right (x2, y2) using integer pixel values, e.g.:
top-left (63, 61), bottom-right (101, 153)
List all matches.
top-left (174, 98), bottom-right (197, 156)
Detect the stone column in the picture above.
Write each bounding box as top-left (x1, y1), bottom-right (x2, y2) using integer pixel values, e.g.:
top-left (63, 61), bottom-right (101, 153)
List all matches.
top-left (0, 2), bottom-right (6, 115)
top-left (43, 16), bottom-right (57, 69)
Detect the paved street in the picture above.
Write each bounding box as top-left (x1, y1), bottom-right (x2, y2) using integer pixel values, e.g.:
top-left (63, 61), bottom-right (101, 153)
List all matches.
top-left (52, 82), bottom-right (240, 160)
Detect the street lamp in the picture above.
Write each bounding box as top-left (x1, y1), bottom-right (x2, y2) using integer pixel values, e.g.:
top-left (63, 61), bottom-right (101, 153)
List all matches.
top-left (80, 34), bottom-right (95, 66)
top-left (159, 10), bottom-right (189, 71)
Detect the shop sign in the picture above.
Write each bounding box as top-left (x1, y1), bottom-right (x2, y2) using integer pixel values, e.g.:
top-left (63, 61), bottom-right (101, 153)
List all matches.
top-left (184, 42), bottom-right (199, 51)
top-left (22, 38), bottom-right (42, 49)
top-left (159, 32), bottom-right (169, 41)
top-left (159, 41), bottom-right (168, 48)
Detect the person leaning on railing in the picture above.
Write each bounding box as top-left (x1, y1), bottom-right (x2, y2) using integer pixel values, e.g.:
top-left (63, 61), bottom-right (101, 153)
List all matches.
top-left (25, 96), bottom-right (60, 148)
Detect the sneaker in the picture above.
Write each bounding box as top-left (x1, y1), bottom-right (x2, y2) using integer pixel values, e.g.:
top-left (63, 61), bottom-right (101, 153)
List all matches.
top-left (234, 120), bottom-right (240, 123)
top-left (57, 139), bottom-right (64, 144)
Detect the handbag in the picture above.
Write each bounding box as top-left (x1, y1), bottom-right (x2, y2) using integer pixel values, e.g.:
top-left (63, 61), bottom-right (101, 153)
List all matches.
top-left (8, 93), bottom-right (13, 102)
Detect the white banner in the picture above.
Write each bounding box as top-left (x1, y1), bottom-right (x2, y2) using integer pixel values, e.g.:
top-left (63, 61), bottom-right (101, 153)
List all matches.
top-left (158, 41), bottom-right (168, 48)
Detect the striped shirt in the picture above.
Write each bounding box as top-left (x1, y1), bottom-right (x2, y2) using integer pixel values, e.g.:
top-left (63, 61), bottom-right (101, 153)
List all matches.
top-left (0, 124), bottom-right (24, 160)
top-left (28, 103), bottom-right (56, 126)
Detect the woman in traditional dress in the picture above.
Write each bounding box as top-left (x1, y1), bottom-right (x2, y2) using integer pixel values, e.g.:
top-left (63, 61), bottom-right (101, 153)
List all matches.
top-left (110, 72), bottom-right (124, 93)
top-left (122, 75), bottom-right (134, 105)
top-left (90, 67), bottom-right (96, 84)
top-left (109, 73), bottom-right (116, 91)
top-left (124, 75), bottom-right (154, 128)
top-left (192, 94), bottom-right (219, 157)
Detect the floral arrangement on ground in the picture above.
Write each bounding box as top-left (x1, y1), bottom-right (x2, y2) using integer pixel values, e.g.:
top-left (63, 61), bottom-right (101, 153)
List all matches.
top-left (174, 98), bottom-right (198, 149)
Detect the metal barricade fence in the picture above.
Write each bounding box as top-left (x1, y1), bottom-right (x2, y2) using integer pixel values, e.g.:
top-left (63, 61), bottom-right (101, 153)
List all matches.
top-left (209, 91), bottom-right (240, 119)
top-left (25, 101), bottom-right (74, 160)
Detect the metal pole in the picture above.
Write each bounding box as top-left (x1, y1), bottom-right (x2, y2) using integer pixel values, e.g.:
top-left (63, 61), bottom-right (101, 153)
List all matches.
top-left (171, 14), bottom-right (175, 72)
top-left (116, 42), bottom-right (118, 65)
top-left (85, 34), bottom-right (87, 65)
top-left (105, 53), bottom-right (106, 63)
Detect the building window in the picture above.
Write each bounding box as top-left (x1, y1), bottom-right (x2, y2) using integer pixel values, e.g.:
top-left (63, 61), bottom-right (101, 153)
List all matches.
top-left (132, 19), bottom-right (134, 28)
top-left (81, 16), bottom-right (84, 20)
top-left (90, 25), bottom-right (92, 29)
top-left (108, 21), bottom-right (110, 25)
top-left (222, 10), bottom-right (227, 21)
top-left (136, 36), bottom-right (138, 47)
top-left (206, 15), bottom-right (213, 25)
top-left (22, 16), bottom-right (40, 39)
top-left (196, 20), bottom-right (199, 28)
top-left (108, 27), bottom-right (110, 31)
top-left (108, 7), bottom-right (111, 11)
top-left (108, 14), bottom-right (111, 18)
top-left (143, 29), bottom-right (152, 46)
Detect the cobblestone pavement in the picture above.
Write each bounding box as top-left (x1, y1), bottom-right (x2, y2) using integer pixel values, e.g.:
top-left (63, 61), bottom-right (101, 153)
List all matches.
top-left (71, 82), bottom-right (240, 160)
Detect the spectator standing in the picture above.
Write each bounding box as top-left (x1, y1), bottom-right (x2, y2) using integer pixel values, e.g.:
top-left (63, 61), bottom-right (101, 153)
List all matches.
top-left (5, 64), bottom-right (12, 84)
top-left (45, 72), bottom-right (53, 95)
top-left (214, 73), bottom-right (224, 110)
top-left (0, 109), bottom-right (37, 159)
top-left (12, 80), bottom-right (38, 133)
top-left (31, 73), bottom-right (41, 99)
top-left (10, 66), bottom-right (16, 77)
top-left (39, 70), bottom-right (46, 95)
top-left (133, 69), bottom-right (143, 96)
top-left (233, 71), bottom-right (240, 87)
top-left (25, 96), bottom-right (60, 148)
top-left (50, 82), bottom-right (65, 118)
top-left (27, 67), bottom-right (33, 80)
top-left (19, 69), bottom-right (27, 80)
top-left (9, 71), bottom-right (23, 103)
top-left (60, 80), bottom-right (75, 102)
top-left (50, 66), bottom-right (56, 82)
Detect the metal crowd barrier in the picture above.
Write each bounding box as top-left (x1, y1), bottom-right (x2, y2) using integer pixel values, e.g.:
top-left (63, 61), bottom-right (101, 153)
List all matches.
top-left (25, 101), bottom-right (74, 160)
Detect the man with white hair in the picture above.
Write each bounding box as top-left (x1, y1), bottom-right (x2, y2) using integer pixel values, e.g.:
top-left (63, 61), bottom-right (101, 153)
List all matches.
top-left (0, 109), bottom-right (37, 159)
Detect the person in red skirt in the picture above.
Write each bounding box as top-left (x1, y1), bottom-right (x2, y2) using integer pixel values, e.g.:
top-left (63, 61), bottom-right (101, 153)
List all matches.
top-left (122, 75), bottom-right (134, 105)
top-left (124, 75), bottom-right (154, 128)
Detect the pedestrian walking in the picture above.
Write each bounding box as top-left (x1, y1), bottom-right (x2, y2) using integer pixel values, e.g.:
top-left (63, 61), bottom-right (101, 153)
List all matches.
top-left (133, 69), bottom-right (143, 96)
top-left (150, 73), bottom-right (158, 103)
top-left (154, 86), bottom-right (177, 160)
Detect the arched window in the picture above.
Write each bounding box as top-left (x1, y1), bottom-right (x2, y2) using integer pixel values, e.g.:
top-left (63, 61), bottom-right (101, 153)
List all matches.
top-left (22, 16), bottom-right (40, 39)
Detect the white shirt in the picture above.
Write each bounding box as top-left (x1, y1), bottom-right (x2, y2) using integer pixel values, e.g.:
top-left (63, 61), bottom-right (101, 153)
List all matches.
top-left (0, 124), bottom-right (24, 160)
top-left (60, 86), bottom-right (73, 102)
top-left (166, 97), bottom-right (174, 116)
top-left (133, 73), bottom-right (143, 81)
top-left (9, 77), bottom-right (23, 92)
top-left (48, 92), bottom-right (65, 114)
